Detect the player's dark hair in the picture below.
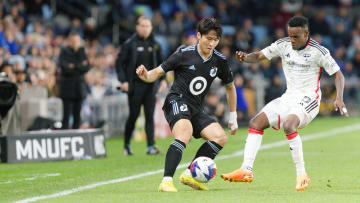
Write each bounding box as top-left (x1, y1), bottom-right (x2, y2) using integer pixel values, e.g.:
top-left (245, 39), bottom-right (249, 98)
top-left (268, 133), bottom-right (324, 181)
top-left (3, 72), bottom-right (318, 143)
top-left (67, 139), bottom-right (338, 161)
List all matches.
top-left (288, 16), bottom-right (309, 29)
top-left (197, 18), bottom-right (222, 38)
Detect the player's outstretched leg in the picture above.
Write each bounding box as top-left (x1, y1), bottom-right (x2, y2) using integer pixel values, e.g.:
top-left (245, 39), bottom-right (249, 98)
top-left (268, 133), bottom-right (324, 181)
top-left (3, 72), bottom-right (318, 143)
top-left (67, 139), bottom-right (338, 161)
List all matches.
top-left (220, 127), bottom-right (261, 182)
top-left (159, 120), bottom-right (192, 192)
top-left (286, 131), bottom-right (310, 191)
top-left (221, 113), bottom-right (269, 182)
top-left (180, 122), bottom-right (226, 191)
top-left (283, 115), bottom-right (310, 191)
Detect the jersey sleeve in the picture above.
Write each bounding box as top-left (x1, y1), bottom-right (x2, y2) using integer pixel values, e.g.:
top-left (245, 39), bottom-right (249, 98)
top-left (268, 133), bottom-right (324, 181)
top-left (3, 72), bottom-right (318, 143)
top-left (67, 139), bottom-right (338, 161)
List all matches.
top-left (318, 52), bottom-right (340, 76)
top-left (218, 60), bottom-right (234, 85)
top-left (261, 41), bottom-right (282, 60)
top-left (160, 51), bottom-right (182, 72)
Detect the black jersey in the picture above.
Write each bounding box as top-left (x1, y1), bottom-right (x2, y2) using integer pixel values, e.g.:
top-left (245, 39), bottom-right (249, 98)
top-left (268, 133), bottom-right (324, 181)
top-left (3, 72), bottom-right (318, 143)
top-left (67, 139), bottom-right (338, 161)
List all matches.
top-left (161, 45), bottom-right (234, 107)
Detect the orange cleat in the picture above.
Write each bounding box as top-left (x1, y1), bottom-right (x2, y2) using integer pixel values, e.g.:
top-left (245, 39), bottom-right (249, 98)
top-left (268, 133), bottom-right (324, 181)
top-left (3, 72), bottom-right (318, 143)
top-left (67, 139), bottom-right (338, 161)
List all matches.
top-left (221, 168), bottom-right (254, 182)
top-left (296, 174), bottom-right (310, 191)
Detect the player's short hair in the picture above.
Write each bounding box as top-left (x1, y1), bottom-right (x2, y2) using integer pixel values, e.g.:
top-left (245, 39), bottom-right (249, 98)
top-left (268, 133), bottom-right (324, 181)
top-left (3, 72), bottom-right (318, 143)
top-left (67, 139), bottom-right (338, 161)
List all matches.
top-left (137, 15), bottom-right (152, 25)
top-left (197, 18), bottom-right (222, 38)
top-left (288, 16), bottom-right (309, 30)
top-left (68, 31), bottom-right (80, 37)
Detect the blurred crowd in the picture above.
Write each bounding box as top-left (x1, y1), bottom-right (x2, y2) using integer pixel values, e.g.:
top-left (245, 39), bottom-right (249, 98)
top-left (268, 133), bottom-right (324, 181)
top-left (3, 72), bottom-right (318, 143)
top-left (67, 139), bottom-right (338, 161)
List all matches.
top-left (0, 0), bottom-right (359, 128)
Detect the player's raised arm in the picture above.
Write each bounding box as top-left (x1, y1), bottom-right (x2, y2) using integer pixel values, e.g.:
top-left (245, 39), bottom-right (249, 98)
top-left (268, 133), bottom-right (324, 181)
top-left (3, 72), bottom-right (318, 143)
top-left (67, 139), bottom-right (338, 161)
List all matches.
top-left (235, 50), bottom-right (266, 63)
top-left (333, 70), bottom-right (349, 117)
top-left (136, 65), bottom-right (165, 83)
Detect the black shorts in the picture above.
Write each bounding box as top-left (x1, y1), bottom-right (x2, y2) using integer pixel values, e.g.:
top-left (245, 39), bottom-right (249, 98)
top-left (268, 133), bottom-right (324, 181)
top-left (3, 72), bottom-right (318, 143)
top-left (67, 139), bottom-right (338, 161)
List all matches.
top-left (162, 94), bottom-right (216, 139)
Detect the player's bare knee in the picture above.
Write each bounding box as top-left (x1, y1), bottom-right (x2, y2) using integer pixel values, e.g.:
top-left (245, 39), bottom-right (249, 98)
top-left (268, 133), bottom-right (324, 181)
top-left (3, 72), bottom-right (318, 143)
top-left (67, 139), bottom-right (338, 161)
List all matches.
top-left (249, 117), bottom-right (263, 130)
top-left (218, 134), bottom-right (228, 146)
top-left (212, 133), bottom-right (227, 147)
top-left (173, 123), bottom-right (193, 144)
top-left (283, 120), bottom-right (297, 134)
top-left (174, 133), bottom-right (192, 145)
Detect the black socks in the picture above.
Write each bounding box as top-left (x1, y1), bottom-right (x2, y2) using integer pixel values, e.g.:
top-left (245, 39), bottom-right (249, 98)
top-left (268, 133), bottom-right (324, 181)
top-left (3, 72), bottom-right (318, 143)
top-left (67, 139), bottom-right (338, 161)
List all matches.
top-left (163, 139), bottom-right (186, 177)
top-left (188, 141), bottom-right (223, 169)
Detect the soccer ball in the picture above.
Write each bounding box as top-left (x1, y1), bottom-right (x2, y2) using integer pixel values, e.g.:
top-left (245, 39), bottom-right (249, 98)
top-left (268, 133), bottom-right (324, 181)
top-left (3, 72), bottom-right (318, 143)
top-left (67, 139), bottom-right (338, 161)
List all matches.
top-left (190, 156), bottom-right (217, 183)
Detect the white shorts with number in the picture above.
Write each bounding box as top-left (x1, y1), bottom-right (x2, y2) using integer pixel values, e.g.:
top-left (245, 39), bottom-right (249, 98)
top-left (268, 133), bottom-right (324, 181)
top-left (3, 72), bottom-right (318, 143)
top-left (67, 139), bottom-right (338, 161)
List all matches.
top-left (261, 92), bottom-right (320, 129)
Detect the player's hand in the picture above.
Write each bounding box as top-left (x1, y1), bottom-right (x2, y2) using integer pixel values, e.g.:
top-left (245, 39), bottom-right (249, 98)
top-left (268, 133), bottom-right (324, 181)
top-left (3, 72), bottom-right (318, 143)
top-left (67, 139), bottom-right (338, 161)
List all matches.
top-left (334, 98), bottom-right (349, 117)
top-left (120, 82), bottom-right (129, 92)
top-left (136, 65), bottom-right (148, 81)
top-left (228, 112), bottom-right (238, 135)
top-left (235, 51), bottom-right (247, 62)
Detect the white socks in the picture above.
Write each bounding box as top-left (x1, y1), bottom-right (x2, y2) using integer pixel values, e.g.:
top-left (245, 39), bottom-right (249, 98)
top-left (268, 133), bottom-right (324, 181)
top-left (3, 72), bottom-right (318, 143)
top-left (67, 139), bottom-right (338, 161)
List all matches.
top-left (240, 129), bottom-right (306, 175)
top-left (184, 168), bottom-right (191, 176)
top-left (287, 132), bottom-right (306, 175)
top-left (162, 176), bottom-right (173, 182)
top-left (162, 169), bottom-right (191, 182)
top-left (241, 128), bottom-right (264, 172)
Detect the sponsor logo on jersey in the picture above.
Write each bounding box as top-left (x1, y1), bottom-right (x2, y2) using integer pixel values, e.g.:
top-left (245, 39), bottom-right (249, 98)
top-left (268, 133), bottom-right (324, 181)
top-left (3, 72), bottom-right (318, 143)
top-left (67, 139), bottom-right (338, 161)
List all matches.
top-left (303, 53), bottom-right (311, 58)
top-left (286, 53), bottom-right (290, 58)
top-left (210, 67), bottom-right (218, 77)
top-left (189, 76), bottom-right (207, 95)
top-left (286, 61), bottom-right (311, 68)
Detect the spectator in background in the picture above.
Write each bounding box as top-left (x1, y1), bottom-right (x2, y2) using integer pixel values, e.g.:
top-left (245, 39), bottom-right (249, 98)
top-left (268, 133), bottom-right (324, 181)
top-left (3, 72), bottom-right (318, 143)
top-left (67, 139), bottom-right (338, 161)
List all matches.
top-left (204, 91), bottom-right (226, 127)
top-left (271, 4), bottom-right (292, 30)
top-left (0, 64), bottom-right (20, 135)
top-left (234, 74), bottom-right (248, 126)
top-left (115, 16), bottom-right (165, 156)
top-left (332, 23), bottom-right (351, 48)
top-left (265, 75), bottom-right (286, 104)
top-left (352, 50), bottom-right (360, 77)
top-left (220, 45), bottom-right (243, 75)
top-left (58, 32), bottom-right (90, 129)
top-left (83, 17), bottom-right (98, 43)
top-left (334, 6), bottom-right (352, 33)
top-left (343, 62), bottom-right (358, 105)
top-left (309, 8), bottom-right (330, 36)
top-left (334, 46), bottom-right (346, 71)
top-left (216, 0), bottom-right (232, 25)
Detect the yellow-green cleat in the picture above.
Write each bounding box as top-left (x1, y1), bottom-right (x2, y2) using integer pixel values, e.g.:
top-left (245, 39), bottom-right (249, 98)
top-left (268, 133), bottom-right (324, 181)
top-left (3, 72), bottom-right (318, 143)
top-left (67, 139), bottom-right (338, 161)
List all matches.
top-left (158, 180), bottom-right (178, 192)
top-left (179, 171), bottom-right (209, 191)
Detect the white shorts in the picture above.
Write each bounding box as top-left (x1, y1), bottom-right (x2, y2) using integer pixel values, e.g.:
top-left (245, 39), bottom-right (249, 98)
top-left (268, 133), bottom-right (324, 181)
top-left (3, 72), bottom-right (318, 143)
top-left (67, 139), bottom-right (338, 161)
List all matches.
top-left (261, 92), bottom-right (320, 129)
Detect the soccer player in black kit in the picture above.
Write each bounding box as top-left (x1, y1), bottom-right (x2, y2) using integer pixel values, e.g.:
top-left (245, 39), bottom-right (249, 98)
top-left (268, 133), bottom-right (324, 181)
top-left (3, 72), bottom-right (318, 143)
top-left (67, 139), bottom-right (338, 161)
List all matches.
top-left (136, 18), bottom-right (238, 192)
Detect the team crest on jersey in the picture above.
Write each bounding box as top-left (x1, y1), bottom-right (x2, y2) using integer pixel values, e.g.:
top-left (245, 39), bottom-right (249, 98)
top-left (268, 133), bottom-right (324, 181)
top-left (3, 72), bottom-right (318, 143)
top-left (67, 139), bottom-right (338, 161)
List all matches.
top-left (180, 104), bottom-right (188, 112)
top-left (286, 53), bottom-right (290, 58)
top-left (210, 67), bottom-right (218, 77)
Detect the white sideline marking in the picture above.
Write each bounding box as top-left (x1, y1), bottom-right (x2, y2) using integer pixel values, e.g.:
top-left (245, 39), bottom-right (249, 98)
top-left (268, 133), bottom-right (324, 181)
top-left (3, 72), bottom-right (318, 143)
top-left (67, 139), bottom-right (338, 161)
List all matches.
top-left (15, 123), bottom-right (360, 203)
top-left (0, 173), bottom-right (60, 185)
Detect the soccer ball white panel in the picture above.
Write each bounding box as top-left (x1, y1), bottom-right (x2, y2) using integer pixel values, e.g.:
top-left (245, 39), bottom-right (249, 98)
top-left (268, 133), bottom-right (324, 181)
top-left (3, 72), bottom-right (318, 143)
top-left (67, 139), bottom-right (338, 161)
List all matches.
top-left (190, 156), bottom-right (217, 183)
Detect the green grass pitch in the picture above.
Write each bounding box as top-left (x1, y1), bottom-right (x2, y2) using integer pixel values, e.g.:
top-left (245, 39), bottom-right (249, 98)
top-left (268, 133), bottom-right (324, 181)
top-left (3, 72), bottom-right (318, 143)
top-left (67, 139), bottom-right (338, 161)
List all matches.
top-left (1, 117), bottom-right (360, 203)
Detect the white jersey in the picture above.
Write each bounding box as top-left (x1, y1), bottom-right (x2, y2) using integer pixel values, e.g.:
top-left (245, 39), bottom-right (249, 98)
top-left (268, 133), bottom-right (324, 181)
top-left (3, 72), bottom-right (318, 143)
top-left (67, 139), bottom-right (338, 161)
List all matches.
top-left (261, 37), bottom-right (340, 99)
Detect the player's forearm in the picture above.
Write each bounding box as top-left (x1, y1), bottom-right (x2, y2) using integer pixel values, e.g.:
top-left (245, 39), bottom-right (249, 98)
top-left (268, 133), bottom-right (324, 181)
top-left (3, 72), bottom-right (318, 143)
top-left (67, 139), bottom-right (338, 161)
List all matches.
top-left (225, 83), bottom-right (237, 112)
top-left (334, 71), bottom-right (345, 100)
top-left (143, 70), bottom-right (162, 83)
top-left (244, 51), bottom-right (264, 63)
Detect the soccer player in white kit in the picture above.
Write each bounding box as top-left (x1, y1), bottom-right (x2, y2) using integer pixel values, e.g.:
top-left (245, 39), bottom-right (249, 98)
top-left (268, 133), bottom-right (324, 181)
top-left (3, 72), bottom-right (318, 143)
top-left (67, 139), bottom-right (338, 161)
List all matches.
top-left (221, 16), bottom-right (349, 191)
